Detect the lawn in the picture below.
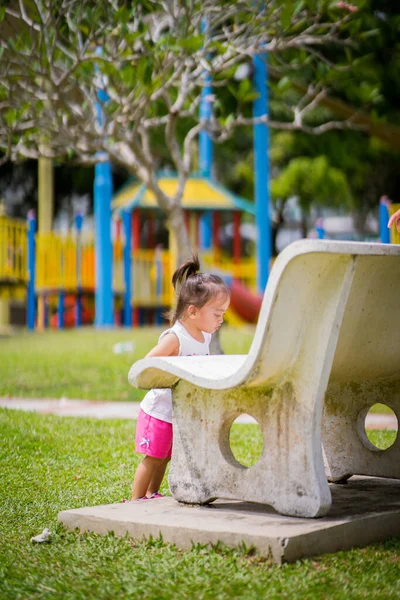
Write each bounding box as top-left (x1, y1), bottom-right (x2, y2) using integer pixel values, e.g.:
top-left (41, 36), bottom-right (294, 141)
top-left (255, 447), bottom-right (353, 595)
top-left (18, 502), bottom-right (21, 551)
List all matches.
top-left (0, 326), bottom-right (393, 417)
top-left (1, 326), bottom-right (398, 597)
top-left (0, 326), bottom-right (255, 401)
top-left (1, 408), bottom-right (399, 600)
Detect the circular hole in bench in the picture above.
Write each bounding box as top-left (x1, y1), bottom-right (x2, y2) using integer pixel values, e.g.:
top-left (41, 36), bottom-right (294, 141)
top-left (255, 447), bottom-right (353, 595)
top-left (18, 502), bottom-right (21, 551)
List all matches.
top-left (364, 404), bottom-right (398, 450)
top-left (229, 414), bottom-right (263, 467)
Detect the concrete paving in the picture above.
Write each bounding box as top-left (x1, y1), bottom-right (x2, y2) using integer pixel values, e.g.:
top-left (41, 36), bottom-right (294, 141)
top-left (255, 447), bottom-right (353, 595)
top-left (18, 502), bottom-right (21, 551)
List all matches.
top-left (59, 476), bottom-right (400, 563)
top-left (0, 397), bottom-right (142, 419)
top-left (0, 397), bottom-right (398, 428)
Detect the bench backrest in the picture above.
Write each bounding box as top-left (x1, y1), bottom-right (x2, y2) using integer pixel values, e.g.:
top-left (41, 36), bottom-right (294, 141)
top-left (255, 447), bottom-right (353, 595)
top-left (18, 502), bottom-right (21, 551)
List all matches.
top-left (243, 240), bottom-right (400, 388)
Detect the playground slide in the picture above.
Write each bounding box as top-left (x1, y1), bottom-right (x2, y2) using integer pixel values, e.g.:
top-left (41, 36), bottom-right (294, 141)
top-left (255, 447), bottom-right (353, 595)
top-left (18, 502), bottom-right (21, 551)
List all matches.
top-left (228, 279), bottom-right (262, 324)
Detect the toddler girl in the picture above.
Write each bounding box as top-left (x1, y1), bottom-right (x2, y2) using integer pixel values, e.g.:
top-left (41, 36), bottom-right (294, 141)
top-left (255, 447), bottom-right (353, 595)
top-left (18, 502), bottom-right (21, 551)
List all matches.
top-left (129, 254), bottom-right (230, 501)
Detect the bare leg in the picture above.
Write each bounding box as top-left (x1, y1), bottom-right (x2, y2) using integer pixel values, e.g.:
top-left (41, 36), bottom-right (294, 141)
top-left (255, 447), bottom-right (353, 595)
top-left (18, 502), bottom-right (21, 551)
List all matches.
top-left (147, 457), bottom-right (170, 496)
top-left (131, 455), bottom-right (164, 500)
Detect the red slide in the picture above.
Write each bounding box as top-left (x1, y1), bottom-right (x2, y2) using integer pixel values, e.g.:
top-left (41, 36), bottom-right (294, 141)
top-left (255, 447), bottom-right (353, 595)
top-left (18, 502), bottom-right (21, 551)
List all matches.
top-left (229, 279), bottom-right (263, 324)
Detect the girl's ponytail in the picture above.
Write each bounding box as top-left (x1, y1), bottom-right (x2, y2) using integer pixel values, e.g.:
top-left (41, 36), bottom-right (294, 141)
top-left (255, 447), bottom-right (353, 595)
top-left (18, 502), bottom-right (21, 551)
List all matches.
top-left (172, 254), bottom-right (201, 290)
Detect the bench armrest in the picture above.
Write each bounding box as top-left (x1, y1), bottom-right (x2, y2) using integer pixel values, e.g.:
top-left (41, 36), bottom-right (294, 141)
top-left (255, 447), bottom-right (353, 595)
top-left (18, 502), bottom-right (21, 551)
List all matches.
top-left (128, 354), bottom-right (248, 390)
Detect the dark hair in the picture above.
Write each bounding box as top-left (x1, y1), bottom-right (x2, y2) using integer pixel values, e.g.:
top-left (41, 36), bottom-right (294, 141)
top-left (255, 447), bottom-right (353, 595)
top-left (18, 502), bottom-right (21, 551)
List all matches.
top-left (169, 254), bottom-right (230, 324)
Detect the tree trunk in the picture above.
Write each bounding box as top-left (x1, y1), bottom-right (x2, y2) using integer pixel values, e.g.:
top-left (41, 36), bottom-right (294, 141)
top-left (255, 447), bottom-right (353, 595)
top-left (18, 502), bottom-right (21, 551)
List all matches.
top-left (301, 211), bottom-right (308, 239)
top-left (210, 328), bottom-right (224, 355)
top-left (167, 202), bottom-right (192, 267)
top-left (272, 199), bottom-right (286, 257)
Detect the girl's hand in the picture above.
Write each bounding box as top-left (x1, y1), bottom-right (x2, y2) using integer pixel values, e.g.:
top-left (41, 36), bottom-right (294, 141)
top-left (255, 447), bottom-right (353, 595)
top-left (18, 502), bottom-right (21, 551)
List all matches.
top-left (388, 208), bottom-right (400, 233)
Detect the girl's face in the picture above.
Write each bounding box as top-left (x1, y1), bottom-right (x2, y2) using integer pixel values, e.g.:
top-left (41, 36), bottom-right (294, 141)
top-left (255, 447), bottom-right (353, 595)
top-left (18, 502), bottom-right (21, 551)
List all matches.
top-left (189, 293), bottom-right (230, 334)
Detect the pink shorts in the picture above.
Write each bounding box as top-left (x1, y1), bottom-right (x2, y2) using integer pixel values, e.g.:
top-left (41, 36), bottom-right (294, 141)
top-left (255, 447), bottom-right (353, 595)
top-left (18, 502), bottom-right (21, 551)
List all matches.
top-left (135, 409), bottom-right (173, 459)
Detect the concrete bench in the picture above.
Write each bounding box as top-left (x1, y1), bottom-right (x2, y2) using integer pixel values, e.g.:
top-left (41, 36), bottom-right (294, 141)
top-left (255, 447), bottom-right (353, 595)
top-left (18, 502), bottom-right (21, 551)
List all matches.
top-left (128, 240), bottom-right (400, 518)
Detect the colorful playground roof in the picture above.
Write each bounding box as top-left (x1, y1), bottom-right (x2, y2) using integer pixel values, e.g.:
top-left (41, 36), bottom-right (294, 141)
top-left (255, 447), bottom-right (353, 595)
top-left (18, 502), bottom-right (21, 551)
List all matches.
top-left (112, 174), bottom-right (255, 215)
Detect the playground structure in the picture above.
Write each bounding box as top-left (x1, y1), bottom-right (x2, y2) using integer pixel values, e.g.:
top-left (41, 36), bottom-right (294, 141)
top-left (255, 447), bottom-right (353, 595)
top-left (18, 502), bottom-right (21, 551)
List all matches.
top-left (111, 172), bottom-right (260, 327)
top-left (0, 215), bottom-right (27, 332)
top-left (0, 198), bottom-right (399, 332)
top-left (0, 172), bottom-right (266, 330)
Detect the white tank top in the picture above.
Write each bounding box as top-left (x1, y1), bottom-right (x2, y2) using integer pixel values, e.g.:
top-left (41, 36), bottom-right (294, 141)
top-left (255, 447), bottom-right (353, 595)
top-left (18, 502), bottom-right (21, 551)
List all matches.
top-left (140, 321), bottom-right (212, 423)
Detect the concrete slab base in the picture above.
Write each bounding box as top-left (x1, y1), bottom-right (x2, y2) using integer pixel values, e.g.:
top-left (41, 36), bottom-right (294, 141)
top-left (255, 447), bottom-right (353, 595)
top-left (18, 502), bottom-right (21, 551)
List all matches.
top-left (58, 476), bottom-right (400, 564)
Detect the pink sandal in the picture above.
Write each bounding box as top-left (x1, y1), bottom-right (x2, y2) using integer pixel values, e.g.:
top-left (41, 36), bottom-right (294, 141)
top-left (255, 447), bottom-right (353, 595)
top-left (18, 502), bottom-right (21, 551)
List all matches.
top-left (122, 496), bottom-right (148, 503)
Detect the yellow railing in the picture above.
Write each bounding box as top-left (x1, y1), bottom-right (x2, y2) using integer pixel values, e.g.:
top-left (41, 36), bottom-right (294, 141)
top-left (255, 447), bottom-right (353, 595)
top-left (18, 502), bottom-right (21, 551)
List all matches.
top-left (203, 253), bottom-right (257, 292)
top-left (36, 232), bottom-right (78, 292)
top-left (131, 250), bottom-right (257, 307)
top-left (34, 231), bottom-right (257, 308)
top-left (0, 216), bottom-right (28, 284)
top-left (80, 238), bottom-right (95, 291)
top-left (113, 237), bottom-right (124, 295)
top-left (132, 249), bottom-right (173, 306)
top-left (35, 231), bottom-right (124, 295)
top-left (389, 204), bottom-right (400, 244)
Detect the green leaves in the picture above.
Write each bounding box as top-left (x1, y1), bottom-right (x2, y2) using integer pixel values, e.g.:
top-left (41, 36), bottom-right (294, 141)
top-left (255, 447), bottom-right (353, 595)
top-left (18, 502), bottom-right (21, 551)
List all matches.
top-left (119, 63), bottom-right (137, 87)
top-left (228, 79), bottom-right (259, 104)
top-left (2, 102), bottom-right (33, 127)
top-left (277, 76), bottom-right (292, 92)
top-left (280, 1), bottom-right (293, 31)
top-left (136, 57), bottom-right (153, 88)
top-left (179, 35), bottom-right (204, 53)
top-left (293, 0), bottom-right (305, 17)
top-left (271, 155), bottom-right (352, 211)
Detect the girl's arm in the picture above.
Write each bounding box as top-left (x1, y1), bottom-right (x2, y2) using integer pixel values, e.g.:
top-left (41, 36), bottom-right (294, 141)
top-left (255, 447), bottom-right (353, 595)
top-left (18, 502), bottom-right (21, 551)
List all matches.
top-left (146, 333), bottom-right (179, 358)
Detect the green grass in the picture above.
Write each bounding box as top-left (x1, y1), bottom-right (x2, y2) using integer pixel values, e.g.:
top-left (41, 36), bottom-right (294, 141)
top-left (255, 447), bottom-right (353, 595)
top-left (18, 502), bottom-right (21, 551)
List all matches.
top-left (366, 429), bottom-right (397, 450)
top-left (369, 403), bottom-right (394, 415)
top-left (0, 326), bottom-right (396, 417)
top-left (0, 409), bottom-right (399, 600)
top-left (1, 326), bottom-right (399, 596)
top-left (230, 423), bottom-right (264, 466)
top-left (0, 326), bottom-right (255, 401)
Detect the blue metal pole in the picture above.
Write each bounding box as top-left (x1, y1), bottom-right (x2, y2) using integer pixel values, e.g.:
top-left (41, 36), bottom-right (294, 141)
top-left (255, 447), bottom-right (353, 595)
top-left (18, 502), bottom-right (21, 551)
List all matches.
top-left (44, 297), bottom-right (49, 328)
top-left (27, 211), bottom-right (36, 330)
top-left (94, 160), bottom-right (114, 326)
top-left (75, 213), bottom-right (83, 326)
top-left (199, 20), bottom-right (213, 179)
top-left (253, 53), bottom-right (271, 293)
top-left (316, 218), bottom-right (325, 240)
top-left (380, 197), bottom-right (391, 243)
top-left (199, 77), bottom-right (213, 178)
top-left (94, 48), bottom-right (114, 327)
top-left (198, 19), bottom-right (213, 252)
top-left (199, 212), bottom-right (212, 250)
top-left (57, 291), bottom-right (65, 329)
top-left (155, 308), bottom-right (163, 325)
top-left (122, 210), bottom-right (132, 327)
top-left (58, 225), bottom-right (65, 329)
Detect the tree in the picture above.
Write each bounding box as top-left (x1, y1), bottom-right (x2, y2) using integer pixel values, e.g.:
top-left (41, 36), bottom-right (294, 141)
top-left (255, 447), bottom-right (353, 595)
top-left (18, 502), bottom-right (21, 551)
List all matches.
top-left (271, 155), bottom-right (352, 239)
top-left (0, 0), bottom-right (371, 260)
top-left (217, 1), bottom-right (400, 241)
